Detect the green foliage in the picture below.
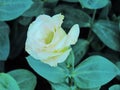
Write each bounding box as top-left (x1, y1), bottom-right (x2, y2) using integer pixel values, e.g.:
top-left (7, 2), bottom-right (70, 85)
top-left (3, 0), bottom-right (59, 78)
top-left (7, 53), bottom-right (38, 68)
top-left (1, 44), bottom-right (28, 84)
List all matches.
top-left (51, 83), bottom-right (70, 90)
top-left (0, 22), bottom-right (10, 60)
top-left (55, 5), bottom-right (91, 28)
top-left (0, 73), bottom-right (20, 90)
top-left (22, 0), bottom-right (44, 17)
top-left (91, 35), bottom-right (105, 51)
top-left (79, 0), bottom-right (110, 9)
top-left (80, 87), bottom-right (100, 90)
top-left (73, 39), bottom-right (89, 65)
top-left (109, 84), bottom-right (120, 90)
top-left (18, 17), bottom-right (33, 26)
top-left (26, 56), bottom-right (68, 83)
top-left (92, 20), bottom-right (120, 52)
top-left (74, 55), bottom-right (119, 88)
top-left (0, 0), bottom-right (33, 21)
top-left (61, 0), bottom-right (79, 3)
top-left (8, 69), bottom-right (37, 90)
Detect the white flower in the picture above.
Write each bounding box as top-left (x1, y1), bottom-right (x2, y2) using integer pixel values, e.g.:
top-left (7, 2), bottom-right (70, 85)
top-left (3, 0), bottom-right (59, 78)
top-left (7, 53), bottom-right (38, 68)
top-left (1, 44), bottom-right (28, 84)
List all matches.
top-left (25, 14), bottom-right (80, 67)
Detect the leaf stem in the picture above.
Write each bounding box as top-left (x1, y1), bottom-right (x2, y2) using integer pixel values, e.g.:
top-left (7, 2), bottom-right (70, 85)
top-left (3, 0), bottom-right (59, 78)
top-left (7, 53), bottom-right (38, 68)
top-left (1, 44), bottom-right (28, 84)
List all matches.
top-left (91, 9), bottom-right (97, 25)
top-left (87, 9), bottom-right (97, 43)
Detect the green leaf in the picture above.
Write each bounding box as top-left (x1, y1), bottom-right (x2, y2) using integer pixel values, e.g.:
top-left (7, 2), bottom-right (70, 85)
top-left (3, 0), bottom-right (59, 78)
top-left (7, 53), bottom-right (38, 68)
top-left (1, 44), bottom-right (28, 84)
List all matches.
top-left (61, 0), bottom-right (79, 3)
top-left (18, 16), bottom-right (33, 26)
top-left (22, 0), bottom-right (44, 17)
top-left (74, 55), bottom-right (119, 88)
top-left (99, 3), bottom-right (111, 19)
top-left (44, 0), bottom-right (59, 8)
top-left (26, 56), bottom-right (67, 83)
top-left (73, 39), bottom-right (89, 65)
top-left (0, 0), bottom-right (33, 21)
top-left (0, 73), bottom-right (20, 90)
top-left (0, 22), bottom-right (10, 60)
top-left (80, 87), bottom-right (100, 90)
top-left (50, 83), bottom-right (70, 90)
top-left (91, 35), bottom-right (105, 51)
top-left (55, 5), bottom-right (91, 28)
top-left (109, 84), bottom-right (120, 90)
top-left (7, 69), bottom-right (36, 90)
top-left (79, 0), bottom-right (110, 9)
top-left (92, 20), bottom-right (120, 52)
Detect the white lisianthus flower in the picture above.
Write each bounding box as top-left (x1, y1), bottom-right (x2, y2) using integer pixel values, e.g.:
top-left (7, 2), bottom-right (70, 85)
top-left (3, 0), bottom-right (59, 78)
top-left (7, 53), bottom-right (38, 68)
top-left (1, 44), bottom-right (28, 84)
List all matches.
top-left (25, 14), bottom-right (80, 67)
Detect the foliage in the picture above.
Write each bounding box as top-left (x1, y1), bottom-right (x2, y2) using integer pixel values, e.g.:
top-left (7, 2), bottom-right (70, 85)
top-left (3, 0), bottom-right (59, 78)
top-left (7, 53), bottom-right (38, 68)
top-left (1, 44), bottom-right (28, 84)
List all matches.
top-left (0, 0), bottom-right (120, 90)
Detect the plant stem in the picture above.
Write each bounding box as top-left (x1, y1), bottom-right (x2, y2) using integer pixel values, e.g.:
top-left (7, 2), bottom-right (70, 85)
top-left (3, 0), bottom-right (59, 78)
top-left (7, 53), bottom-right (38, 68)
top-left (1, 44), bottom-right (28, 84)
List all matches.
top-left (91, 9), bottom-right (97, 25)
top-left (87, 9), bottom-right (97, 43)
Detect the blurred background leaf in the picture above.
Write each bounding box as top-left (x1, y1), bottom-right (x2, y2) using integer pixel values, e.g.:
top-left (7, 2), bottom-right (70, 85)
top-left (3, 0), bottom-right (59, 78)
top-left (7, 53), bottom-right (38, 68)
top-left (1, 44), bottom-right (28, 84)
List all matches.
top-left (0, 73), bottom-right (20, 90)
top-left (61, 0), bottom-right (79, 3)
top-left (0, 0), bottom-right (33, 21)
top-left (18, 16), bottom-right (33, 26)
top-left (0, 22), bottom-right (10, 60)
top-left (73, 39), bottom-right (89, 65)
top-left (90, 35), bottom-right (105, 51)
top-left (92, 20), bottom-right (120, 52)
top-left (8, 69), bottom-right (37, 90)
top-left (79, 0), bottom-right (110, 9)
top-left (22, 0), bottom-right (44, 17)
top-left (55, 4), bottom-right (92, 29)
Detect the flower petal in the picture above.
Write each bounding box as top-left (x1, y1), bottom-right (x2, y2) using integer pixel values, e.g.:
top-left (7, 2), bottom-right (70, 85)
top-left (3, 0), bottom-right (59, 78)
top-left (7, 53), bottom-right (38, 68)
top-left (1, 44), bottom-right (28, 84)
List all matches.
top-left (67, 24), bottom-right (80, 45)
top-left (52, 13), bottom-right (64, 28)
top-left (42, 48), bottom-right (71, 67)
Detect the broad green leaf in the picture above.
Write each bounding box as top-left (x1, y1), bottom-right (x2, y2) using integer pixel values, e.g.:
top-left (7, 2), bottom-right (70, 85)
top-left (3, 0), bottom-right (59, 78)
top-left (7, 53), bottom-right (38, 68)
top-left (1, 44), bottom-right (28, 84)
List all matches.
top-left (0, 0), bottom-right (33, 21)
top-left (80, 87), bottom-right (100, 90)
top-left (0, 22), bottom-right (10, 60)
top-left (0, 73), bottom-right (20, 90)
top-left (51, 82), bottom-right (79, 90)
top-left (50, 83), bottom-right (70, 90)
top-left (92, 20), bottom-right (120, 52)
top-left (55, 5), bottom-right (91, 28)
top-left (79, 0), bottom-right (110, 9)
top-left (8, 69), bottom-right (37, 90)
top-left (26, 56), bottom-right (67, 83)
top-left (61, 0), bottom-right (79, 3)
top-left (73, 39), bottom-right (89, 65)
top-left (74, 55), bottom-right (120, 88)
top-left (109, 84), bottom-right (120, 90)
top-left (22, 0), bottom-right (44, 17)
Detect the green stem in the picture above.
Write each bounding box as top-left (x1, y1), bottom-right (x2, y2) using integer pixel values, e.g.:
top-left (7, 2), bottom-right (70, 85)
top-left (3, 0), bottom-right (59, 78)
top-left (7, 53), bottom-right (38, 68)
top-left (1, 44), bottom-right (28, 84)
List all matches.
top-left (91, 9), bottom-right (97, 25)
top-left (87, 10), bottom-right (97, 43)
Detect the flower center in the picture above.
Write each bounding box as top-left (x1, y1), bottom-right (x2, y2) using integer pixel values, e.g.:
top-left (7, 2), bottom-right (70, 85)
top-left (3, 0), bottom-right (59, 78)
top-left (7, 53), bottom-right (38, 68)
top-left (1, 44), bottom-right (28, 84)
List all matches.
top-left (44, 31), bottom-right (54, 44)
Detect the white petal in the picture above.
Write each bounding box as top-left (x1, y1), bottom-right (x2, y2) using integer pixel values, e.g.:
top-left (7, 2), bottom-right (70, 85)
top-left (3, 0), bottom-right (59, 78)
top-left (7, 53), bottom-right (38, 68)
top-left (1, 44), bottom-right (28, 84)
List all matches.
top-left (42, 48), bottom-right (71, 67)
top-left (35, 14), bottom-right (52, 23)
top-left (67, 24), bottom-right (80, 45)
top-left (52, 13), bottom-right (64, 28)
